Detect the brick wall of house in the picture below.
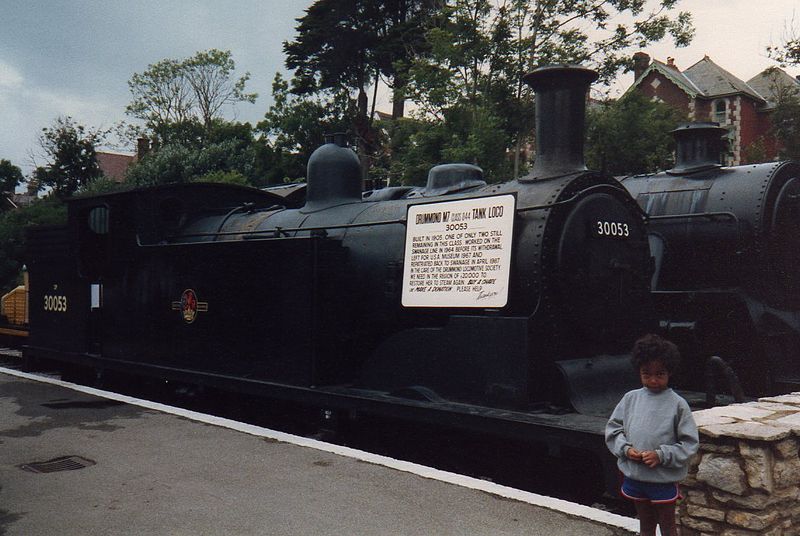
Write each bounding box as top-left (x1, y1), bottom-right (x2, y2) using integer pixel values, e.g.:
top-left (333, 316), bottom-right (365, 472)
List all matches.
top-left (739, 98), bottom-right (759, 147)
top-left (636, 72), bottom-right (691, 113)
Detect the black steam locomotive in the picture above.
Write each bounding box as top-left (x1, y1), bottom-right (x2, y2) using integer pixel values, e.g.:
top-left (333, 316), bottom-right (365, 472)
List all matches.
top-left (621, 123), bottom-right (800, 397)
top-left (23, 66), bottom-right (654, 491)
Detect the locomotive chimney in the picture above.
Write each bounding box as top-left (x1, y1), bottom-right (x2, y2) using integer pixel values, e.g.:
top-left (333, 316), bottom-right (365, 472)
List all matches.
top-left (521, 65), bottom-right (598, 181)
top-left (303, 133), bottom-right (362, 211)
top-left (668, 122), bottom-right (728, 175)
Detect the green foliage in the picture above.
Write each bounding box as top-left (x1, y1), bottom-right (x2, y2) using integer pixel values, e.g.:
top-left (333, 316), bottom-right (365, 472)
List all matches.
top-left (184, 49), bottom-right (257, 128)
top-left (385, 104), bottom-right (512, 186)
top-left (285, 0), bottom-right (432, 100)
top-left (77, 175), bottom-right (127, 196)
top-left (272, 0), bottom-right (693, 186)
top-left (126, 57), bottom-right (194, 129)
top-left (398, 0), bottom-right (693, 180)
top-left (742, 136), bottom-right (768, 164)
top-left (257, 73), bottom-right (352, 184)
top-left (285, 0), bottom-right (376, 96)
top-left (767, 22), bottom-right (800, 67)
top-left (0, 197), bottom-right (66, 293)
top-left (124, 119), bottom-right (263, 187)
top-left (283, 0), bottom-right (438, 179)
top-left (34, 117), bottom-right (107, 197)
top-left (0, 159), bottom-right (24, 193)
top-left (192, 170), bottom-right (250, 186)
top-left (127, 49), bottom-right (256, 139)
top-left (585, 91), bottom-right (686, 175)
top-left (772, 92), bottom-right (800, 160)
top-left (387, 118), bottom-right (451, 185)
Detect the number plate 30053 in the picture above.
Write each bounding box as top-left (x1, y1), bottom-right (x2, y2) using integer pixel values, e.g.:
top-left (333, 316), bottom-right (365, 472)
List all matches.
top-left (43, 294), bottom-right (68, 312)
top-left (594, 220), bottom-right (630, 238)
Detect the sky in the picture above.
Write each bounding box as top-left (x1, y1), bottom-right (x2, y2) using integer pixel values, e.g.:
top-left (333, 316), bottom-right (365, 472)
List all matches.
top-left (1, 0), bottom-right (798, 177)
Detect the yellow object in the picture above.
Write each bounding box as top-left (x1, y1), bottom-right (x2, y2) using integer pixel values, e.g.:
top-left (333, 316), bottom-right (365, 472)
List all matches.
top-left (2, 285), bottom-right (28, 326)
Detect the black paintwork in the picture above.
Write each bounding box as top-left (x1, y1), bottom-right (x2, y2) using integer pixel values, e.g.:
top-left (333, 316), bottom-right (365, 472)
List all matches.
top-left (621, 125), bottom-right (800, 395)
top-left (23, 67), bottom-right (657, 497)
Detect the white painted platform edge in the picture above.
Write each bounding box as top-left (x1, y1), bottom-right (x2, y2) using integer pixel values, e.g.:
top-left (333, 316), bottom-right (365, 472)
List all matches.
top-left (0, 366), bottom-right (638, 533)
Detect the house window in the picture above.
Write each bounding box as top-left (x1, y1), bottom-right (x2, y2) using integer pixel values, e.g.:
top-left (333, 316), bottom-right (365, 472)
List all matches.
top-left (713, 100), bottom-right (727, 125)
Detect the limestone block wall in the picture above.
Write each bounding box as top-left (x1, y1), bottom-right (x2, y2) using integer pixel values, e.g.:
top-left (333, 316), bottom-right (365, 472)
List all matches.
top-left (678, 394), bottom-right (800, 535)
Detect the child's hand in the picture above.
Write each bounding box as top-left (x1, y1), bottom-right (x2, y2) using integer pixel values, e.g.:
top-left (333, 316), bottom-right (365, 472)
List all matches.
top-left (626, 447), bottom-right (642, 461)
top-left (641, 450), bottom-right (660, 467)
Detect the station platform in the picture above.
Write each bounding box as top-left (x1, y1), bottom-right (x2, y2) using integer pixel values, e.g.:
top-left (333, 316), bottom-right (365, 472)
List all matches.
top-left (0, 367), bottom-right (638, 535)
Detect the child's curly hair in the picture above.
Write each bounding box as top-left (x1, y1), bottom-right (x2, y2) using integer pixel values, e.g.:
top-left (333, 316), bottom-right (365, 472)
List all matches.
top-left (631, 333), bottom-right (681, 373)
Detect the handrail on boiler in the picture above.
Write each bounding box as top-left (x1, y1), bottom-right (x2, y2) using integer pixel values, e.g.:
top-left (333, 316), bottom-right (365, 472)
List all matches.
top-left (647, 211), bottom-right (739, 223)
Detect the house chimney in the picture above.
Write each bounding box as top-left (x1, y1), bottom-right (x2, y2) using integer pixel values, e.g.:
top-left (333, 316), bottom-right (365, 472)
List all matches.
top-left (633, 52), bottom-right (650, 80)
top-left (521, 65), bottom-right (598, 181)
top-left (137, 137), bottom-right (150, 159)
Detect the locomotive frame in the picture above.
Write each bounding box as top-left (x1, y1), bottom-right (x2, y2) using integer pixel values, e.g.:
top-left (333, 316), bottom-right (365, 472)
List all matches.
top-left (21, 66), bottom-right (690, 499)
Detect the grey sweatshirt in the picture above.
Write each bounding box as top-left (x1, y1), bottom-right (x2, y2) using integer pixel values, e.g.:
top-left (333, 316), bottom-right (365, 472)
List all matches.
top-left (605, 387), bottom-right (699, 483)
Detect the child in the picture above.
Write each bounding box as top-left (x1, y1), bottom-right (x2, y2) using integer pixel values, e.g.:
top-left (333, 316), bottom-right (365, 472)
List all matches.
top-left (605, 334), bottom-right (699, 536)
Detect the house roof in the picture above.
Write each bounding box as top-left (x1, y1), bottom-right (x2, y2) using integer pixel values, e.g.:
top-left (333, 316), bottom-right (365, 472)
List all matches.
top-left (682, 57), bottom-right (764, 102)
top-left (746, 67), bottom-right (800, 109)
top-left (629, 55), bottom-right (768, 104)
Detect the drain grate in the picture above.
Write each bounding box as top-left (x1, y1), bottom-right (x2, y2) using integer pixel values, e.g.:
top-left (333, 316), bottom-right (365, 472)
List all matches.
top-left (19, 455), bottom-right (96, 474)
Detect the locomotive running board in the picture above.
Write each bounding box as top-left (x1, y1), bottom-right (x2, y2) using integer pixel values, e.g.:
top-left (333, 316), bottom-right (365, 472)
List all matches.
top-left (555, 355), bottom-right (639, 417)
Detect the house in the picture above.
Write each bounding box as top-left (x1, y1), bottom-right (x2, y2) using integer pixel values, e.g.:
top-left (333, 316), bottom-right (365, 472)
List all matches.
top-left (95, 151), bottom-right (136, 183)
top-left (95, 137), bottom-right (151, 183)
top-left (627, 53), bottom-right (800, 165)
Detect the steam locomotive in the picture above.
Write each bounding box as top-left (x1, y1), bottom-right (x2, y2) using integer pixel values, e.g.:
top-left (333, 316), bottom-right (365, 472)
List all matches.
top-left (23, 66), bottom-right (655, 493)
top-left (620, 123), bottom-right (800, 398)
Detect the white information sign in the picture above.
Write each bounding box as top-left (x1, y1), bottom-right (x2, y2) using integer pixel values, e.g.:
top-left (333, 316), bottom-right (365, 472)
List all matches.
top-left (402, 194), bottom-right (515, 308)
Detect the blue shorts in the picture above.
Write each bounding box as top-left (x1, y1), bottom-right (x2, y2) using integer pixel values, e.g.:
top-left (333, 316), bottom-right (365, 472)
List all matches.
top-left (621, 477), bottom-right (681, 504)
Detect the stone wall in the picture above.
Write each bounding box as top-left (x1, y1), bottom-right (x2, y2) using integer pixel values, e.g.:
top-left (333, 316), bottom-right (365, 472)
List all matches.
top-left (678, 394), bottom-right (800, 535)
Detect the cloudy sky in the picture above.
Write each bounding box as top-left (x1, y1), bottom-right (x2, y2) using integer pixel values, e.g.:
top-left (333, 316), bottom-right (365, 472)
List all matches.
top-left (1, 0), bottom-right (798, 177)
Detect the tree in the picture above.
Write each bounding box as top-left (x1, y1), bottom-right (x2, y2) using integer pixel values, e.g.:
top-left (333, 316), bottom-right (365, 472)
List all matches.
top-left (767, 18), bottom-right (800, 67)
top-left (404, 0), bottom-right (694, 178)
top-left (0, 159), bottom-right (23, 193)
top-left (257, 73), bottom-right (353, 184)
top-left (772, 93), bottom-right (800, 160)
top-left (125, 119), bottom-right (261, 187)
top-left (754, 66), bottom-right (800, 161)
top-left (126, 49), bottom-right (256, 141)
top-left (285, 0), bottom-right (435, 118)
top-left (0, 197), bottom-right (66, 293)
top-left (283, 0), bottom-right (438, 179)
top-left (126, 58), bottom-right (195, 131)
top-left (184, 49), bottom-right (258, 128)
top-left (33, 117), bottom-right (107, 197)
top-left (585, 91), bottom-right (686, 175)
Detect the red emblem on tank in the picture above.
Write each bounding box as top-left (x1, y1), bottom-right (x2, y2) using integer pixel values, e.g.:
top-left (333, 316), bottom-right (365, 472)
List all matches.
top-left (171, 289), bottom-right (209, 324)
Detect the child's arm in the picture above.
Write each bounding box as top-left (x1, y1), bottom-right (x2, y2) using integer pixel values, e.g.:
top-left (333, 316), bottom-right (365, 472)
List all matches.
top-left (655, 400), bottom-right (699, 467)
top-left (605, 396), bottom-right (633, 459)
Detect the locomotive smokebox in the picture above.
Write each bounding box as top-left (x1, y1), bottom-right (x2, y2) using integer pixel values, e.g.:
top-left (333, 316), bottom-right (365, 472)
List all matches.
top-left (668, 122), bottom-right (727, 175)
top-left (522, 65), bottom-right (598, 180)
top-left (304, 133), bottom-right (362, 211)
